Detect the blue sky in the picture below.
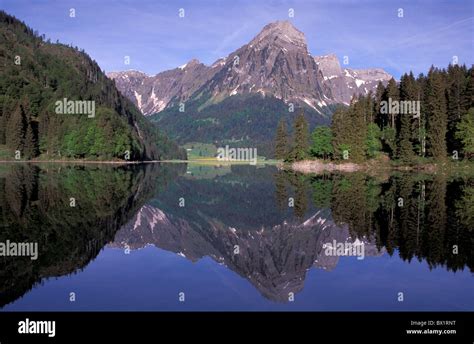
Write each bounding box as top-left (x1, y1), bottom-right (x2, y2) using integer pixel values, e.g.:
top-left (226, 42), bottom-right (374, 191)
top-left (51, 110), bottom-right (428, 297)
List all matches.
top-left (2, 0), bottom-right (473, 78)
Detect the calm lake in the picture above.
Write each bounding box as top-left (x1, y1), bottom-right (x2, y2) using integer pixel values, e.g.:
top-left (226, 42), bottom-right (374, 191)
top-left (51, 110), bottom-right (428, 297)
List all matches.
top-left (0, 163), bottom-right (472, 311)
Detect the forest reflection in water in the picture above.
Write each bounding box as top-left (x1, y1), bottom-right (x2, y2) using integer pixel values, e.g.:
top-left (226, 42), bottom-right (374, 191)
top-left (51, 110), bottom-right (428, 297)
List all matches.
top-left (274, 170), bottom-right (473, 272)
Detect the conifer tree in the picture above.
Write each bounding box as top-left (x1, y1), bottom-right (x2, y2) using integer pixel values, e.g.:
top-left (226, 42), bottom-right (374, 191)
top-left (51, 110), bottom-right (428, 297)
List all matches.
top-left (397, 72), bottom-right (416, 161)
top-left (331, 106), bottom-right (348, 160)
top-left (416, 73), bottom-right (428, 157)
top-left (349, 96), bottom-right (368, 162)
top-left (289, 112), bottom-right (310, 161)
top-left (426, 67), bottom-right (448, 159)
top-left (365, 90), bottom-right (375, 123)
top-left (462, 67), bottom-right (474, 110)
top-left (446, 64), bottom-right (468, 154)
top-left (310, 126), bottom-right (333, 159)
top-left (274, 119), bottom-right (289, 160)
top-left (6, 105), bottom-right (26, 154)
top-left (23, 121), bottom-right (38, 159)
top-left (385, 78), bottom-right (400, 128)
top-left (366, 123), bottom-right (382, 158)
top-left (456, 107), bottom-right (474, 159)
top-left (330, 97), bottom-right (368, 162)
top-left (375, 81), bottom-right (386, 128)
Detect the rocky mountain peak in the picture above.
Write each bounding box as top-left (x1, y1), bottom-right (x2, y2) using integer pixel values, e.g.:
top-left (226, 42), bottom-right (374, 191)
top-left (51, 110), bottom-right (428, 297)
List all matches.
top-left (179, 58), bottom-right (202, 70)
top-left (250, 20), bottom-right (307, 49)
top-left (315, 54), bottom-right (343, 78)
top-left (108, 69), bottom-right (148, 80)
top-left (349, 68), bottom-right (393, 82)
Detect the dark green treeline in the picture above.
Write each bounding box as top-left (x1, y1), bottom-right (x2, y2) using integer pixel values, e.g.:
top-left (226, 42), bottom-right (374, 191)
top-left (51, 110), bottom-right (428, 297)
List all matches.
top-left (276, 65), bottom-right (474, 162)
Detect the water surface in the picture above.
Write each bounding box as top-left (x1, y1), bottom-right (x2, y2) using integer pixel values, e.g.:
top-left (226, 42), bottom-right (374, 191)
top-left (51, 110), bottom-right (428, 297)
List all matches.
top-left (0, 163), bottom-right (472, 310)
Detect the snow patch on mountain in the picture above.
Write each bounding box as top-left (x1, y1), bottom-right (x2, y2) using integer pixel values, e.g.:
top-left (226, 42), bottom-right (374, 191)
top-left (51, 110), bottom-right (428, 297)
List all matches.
top-left (134, 91), bottom-right (142, 109)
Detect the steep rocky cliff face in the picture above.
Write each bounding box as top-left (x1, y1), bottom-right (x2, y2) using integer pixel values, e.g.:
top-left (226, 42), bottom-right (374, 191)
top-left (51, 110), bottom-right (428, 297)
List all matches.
top-left (315, 54), bottom-right (392, 104)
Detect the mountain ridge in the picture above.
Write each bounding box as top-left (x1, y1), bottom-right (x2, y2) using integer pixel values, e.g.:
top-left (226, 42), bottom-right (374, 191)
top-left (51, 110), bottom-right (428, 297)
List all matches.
top-left (107, 20), bottom-right (394, 157)
top-left (109, 20), bottom-right (393, 115)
